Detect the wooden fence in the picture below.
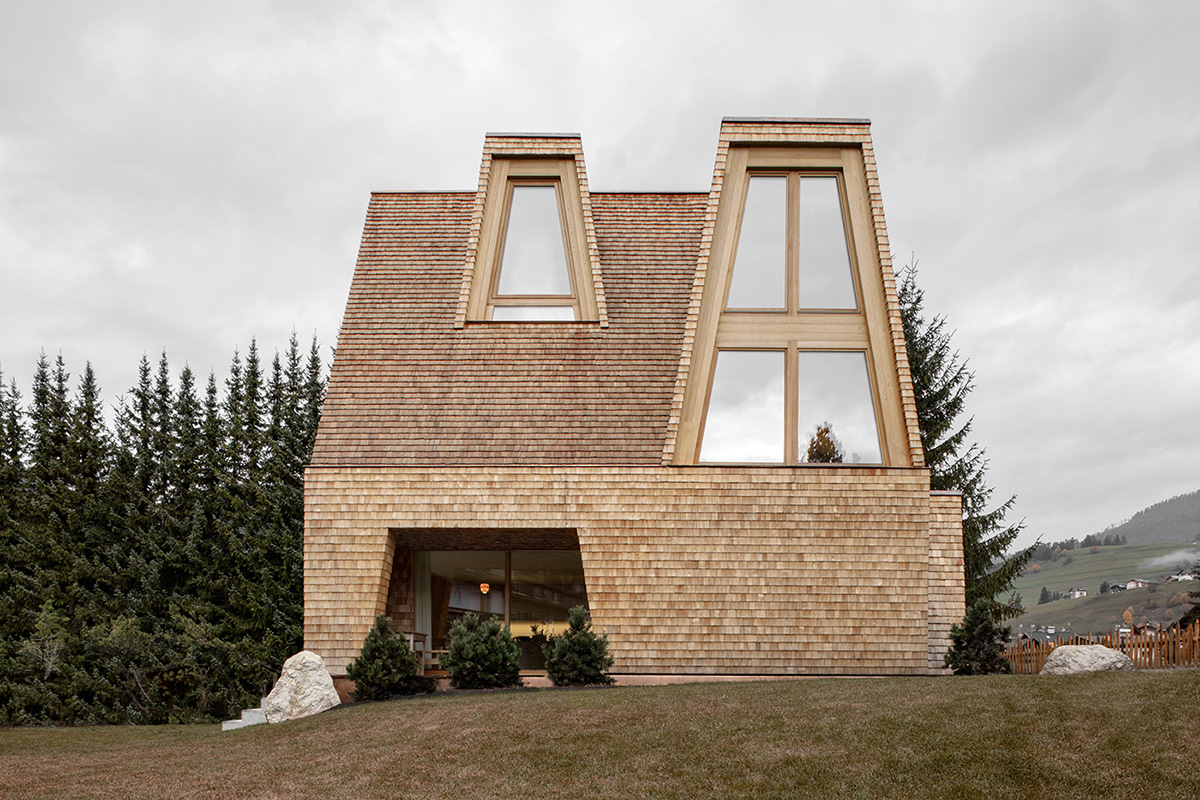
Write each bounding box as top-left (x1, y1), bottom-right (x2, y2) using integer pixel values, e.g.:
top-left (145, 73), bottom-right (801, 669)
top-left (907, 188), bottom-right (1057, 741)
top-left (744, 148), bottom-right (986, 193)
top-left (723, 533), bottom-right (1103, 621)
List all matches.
top-left (1006, 620), bottom-right (1200, 674)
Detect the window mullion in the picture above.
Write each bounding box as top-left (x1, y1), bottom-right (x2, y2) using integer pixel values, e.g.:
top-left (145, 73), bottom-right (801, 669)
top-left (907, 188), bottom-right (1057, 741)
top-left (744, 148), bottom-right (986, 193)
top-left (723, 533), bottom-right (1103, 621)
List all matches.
top-left (785, 342), bottom-right (798, 464)
top-left (787, 172), bottom-right (800, 315)
top-left (504, 551), bottom-right (511, 628)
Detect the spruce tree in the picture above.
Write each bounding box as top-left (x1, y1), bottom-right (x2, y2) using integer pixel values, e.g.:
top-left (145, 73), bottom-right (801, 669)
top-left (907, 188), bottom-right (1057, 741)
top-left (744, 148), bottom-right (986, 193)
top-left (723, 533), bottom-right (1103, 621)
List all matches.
top-left (222, 342), bottom-right (284, 701)
top-left (63, 363), bottom-right (115, 628)
top-left (301, 334), bottom-right (326, 449)
top-left (29, 354), bottom-right (73, 512)
top-left (0, 372), bottom-right (28, 617)
top-left (25, 354), bottom-right (74, 619)
top-left (542, 605), bottom-right (615, 686)
top-left (149, 352), bottom-right (175, 506)
top-left (0, 370), bottom-right (25, 528)
top-left (898, 264), bottom-right (1033, 618)
top-left (241, 340), bottom-right (266, 481)
top-left (0, 370), bottom-right (30, 713)
top-left (172, 366), bottom-right (202, 527)
top-left (346, 614), bottom-right (428, 700)
top-left (944, 598), bottom-right (1013, 675)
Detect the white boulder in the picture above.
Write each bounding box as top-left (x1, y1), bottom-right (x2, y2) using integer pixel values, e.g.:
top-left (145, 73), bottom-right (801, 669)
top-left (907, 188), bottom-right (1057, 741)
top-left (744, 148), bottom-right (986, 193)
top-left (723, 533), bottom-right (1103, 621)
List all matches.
top-left (263, 650), bottom-right (341, 723)
top-left (1040, 645), bottom-right (1133, 676)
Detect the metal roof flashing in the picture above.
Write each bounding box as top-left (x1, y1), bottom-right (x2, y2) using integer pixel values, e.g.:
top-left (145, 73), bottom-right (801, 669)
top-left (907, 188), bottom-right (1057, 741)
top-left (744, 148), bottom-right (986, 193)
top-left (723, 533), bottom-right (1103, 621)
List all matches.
top-left (721, 116), bottom-right (871, 125)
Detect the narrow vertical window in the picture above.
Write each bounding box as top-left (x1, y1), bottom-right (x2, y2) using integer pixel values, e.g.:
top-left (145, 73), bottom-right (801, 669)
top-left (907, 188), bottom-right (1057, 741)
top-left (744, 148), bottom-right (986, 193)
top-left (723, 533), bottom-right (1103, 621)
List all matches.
top-left (496, 184), bottom-right (572, 296)
top-left (727, 176), bottom-right (787, 310)
top-left (798, 177), bottom-right (856, 309)
top-left (465, 151), bottom-right (603, 325)
top-left (699, 350), bottom-right (785, 463)
top-left (796, 351), bottom-right (881, 464)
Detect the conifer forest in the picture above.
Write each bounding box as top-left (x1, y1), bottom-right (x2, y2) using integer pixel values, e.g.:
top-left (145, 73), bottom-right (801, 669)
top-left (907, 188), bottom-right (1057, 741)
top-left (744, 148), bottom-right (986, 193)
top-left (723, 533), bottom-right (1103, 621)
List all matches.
top-left (0, 335), bottom-right (324, 724)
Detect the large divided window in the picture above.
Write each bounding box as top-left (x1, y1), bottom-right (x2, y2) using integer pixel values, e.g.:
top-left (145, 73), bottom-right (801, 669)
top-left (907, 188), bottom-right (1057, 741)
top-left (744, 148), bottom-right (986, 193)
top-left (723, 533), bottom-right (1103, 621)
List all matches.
top-left (727, 173), bottom-right (857, 312)
top-left (696, 159), bottom-right (885, 465)
top-left (699, 348), bottom-right (881, 464)
top-left (417, 549), bottom-right (587, 650)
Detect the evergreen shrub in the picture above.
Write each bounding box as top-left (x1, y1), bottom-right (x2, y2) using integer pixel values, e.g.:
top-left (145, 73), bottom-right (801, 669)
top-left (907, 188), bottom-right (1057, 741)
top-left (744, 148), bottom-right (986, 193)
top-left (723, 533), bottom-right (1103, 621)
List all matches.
top-left (440, 613), bottom-right (522, 690)
top-left (542, 606), bottom-right (614, 686)
top-left (346, 614), bottom-right (435, 700)
top-left (944, 598), bottom-right (1013, 675)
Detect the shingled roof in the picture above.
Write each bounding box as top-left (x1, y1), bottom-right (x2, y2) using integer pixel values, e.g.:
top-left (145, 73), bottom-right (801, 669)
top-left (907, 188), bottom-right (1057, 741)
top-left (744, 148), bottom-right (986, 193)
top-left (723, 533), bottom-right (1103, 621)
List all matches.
top-left (310, 191), bottom-right (706, 466)
top-left (312, 118), bottom-right (923, 469)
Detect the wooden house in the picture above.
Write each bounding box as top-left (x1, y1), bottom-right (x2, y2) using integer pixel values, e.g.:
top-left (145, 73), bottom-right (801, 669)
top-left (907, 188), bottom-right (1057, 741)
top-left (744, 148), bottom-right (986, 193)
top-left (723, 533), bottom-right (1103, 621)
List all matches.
top-left (303, 118), bottom-right (965, 679)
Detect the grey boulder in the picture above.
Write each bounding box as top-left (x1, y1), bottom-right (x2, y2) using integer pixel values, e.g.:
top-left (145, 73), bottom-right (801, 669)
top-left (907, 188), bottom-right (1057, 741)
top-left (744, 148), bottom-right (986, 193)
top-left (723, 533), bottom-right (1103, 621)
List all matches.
top-left (1040, 645), bottom-right (1133, 675)
top-left (263, 650), bottom-right (341, 723)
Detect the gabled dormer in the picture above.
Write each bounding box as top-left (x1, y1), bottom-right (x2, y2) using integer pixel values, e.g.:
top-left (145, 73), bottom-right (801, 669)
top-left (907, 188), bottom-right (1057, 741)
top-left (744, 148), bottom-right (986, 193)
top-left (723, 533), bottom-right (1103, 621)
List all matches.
top-left (456, 133), bottom-right (608, 327)
top-left (668, 118), bottom-right (924, 468)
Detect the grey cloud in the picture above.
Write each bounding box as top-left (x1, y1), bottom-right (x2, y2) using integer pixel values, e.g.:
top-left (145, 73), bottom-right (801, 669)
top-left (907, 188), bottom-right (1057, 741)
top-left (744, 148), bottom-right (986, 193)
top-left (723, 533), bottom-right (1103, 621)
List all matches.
top-left (1, 1), bottom-right (1197, 550)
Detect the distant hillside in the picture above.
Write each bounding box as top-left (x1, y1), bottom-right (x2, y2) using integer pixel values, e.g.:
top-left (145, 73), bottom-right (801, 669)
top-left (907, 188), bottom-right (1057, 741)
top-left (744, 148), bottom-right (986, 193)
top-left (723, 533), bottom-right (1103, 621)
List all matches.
top-left (1011, 542), bottom-right (1200, 632)
top-left (1094, 489), bottom-right (1200, 545)
top-left (1014, 580), bottom-right (1198, 634)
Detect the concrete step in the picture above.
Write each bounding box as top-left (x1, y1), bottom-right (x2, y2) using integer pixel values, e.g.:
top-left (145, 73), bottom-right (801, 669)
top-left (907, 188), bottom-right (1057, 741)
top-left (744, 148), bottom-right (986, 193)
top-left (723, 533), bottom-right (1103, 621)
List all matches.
top-left (241, 707), bottom-right (267, 725)
top-left (220, 705), bottom-right (267, 731)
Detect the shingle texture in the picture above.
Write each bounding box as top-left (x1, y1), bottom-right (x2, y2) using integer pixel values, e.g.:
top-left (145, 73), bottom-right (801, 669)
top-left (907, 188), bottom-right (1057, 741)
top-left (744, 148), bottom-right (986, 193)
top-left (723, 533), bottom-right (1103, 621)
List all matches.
top-left (311, 192), bottom-right (705, 466)
top-left (305, 466), bottom-right (941, 676)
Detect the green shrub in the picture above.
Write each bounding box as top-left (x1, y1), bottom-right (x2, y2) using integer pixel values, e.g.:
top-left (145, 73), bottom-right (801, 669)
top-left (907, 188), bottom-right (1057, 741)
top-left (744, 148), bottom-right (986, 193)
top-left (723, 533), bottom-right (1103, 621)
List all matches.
top-left (944, 599), bottom-right (1013, 675)
top-left (542, 606), bottom-right (614, 686)
top-left (346, 615), bottom-right (435, 700)
top-left (440, 613), bottom-right (522, 690)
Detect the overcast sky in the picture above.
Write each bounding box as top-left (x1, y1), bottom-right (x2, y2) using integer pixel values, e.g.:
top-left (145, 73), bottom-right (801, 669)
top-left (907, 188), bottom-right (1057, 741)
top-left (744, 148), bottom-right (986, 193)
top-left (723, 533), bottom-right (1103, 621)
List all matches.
top-left (2, 1), bottom-right (1197, 549)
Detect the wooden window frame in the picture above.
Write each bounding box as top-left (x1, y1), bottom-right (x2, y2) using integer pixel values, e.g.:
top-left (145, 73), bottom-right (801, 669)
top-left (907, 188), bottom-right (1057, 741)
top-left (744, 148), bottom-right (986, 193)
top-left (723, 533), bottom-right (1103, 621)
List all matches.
top-left (696, 346), bottom-right (788, 464)
top-left (724, 170), bottom-right (862, 314)
top-left (697, 345), bottom-right (883, 466)
top-left (678, 145), bottom-right (912, 467)
top-left (467, 157), bottom-right (599, 322)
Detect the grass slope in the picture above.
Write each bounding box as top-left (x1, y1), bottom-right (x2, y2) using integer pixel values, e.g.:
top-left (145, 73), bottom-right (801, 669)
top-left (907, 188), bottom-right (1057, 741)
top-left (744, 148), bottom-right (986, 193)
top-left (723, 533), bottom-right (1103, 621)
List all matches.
top-left (1012, 583), bottom-right (1197, 634)
top-left (3, 673), bottom-right (1200, 800)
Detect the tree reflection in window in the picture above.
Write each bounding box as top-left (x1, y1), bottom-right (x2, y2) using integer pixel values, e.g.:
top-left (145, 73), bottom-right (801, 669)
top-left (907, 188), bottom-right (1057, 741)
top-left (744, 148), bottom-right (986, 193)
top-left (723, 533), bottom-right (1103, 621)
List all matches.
top-left (699, 350), bottom-right (881, 465)
top-left (804, 421), bottom-right (844, 463)
top-left (797, 352), bottom-right (880, 464)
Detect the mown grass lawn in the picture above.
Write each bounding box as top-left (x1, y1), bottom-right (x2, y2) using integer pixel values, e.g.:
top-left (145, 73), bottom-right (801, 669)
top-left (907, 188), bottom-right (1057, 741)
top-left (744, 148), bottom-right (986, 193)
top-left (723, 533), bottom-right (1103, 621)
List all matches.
top-left (2, 670), bottom-right (1198, 800)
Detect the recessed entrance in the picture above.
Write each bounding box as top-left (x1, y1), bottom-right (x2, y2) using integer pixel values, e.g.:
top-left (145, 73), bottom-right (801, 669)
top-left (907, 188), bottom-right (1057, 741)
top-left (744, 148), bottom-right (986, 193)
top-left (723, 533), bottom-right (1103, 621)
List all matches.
top-left (386, 528), bottom-right (587, 670)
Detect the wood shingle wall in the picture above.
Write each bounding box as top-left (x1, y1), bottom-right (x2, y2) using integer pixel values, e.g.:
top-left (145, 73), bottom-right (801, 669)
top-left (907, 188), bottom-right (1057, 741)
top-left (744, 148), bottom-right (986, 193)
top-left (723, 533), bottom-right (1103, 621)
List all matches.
top-left (927, 492), bottom-right (966, 672)
top-left (305, 466), bottom-right (958, 676)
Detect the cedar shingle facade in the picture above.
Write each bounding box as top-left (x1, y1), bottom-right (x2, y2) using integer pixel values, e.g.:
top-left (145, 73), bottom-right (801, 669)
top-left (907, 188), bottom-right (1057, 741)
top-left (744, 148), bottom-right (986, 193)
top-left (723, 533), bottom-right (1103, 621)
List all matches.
top-left (305, 118), bottom-right (966, 677)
